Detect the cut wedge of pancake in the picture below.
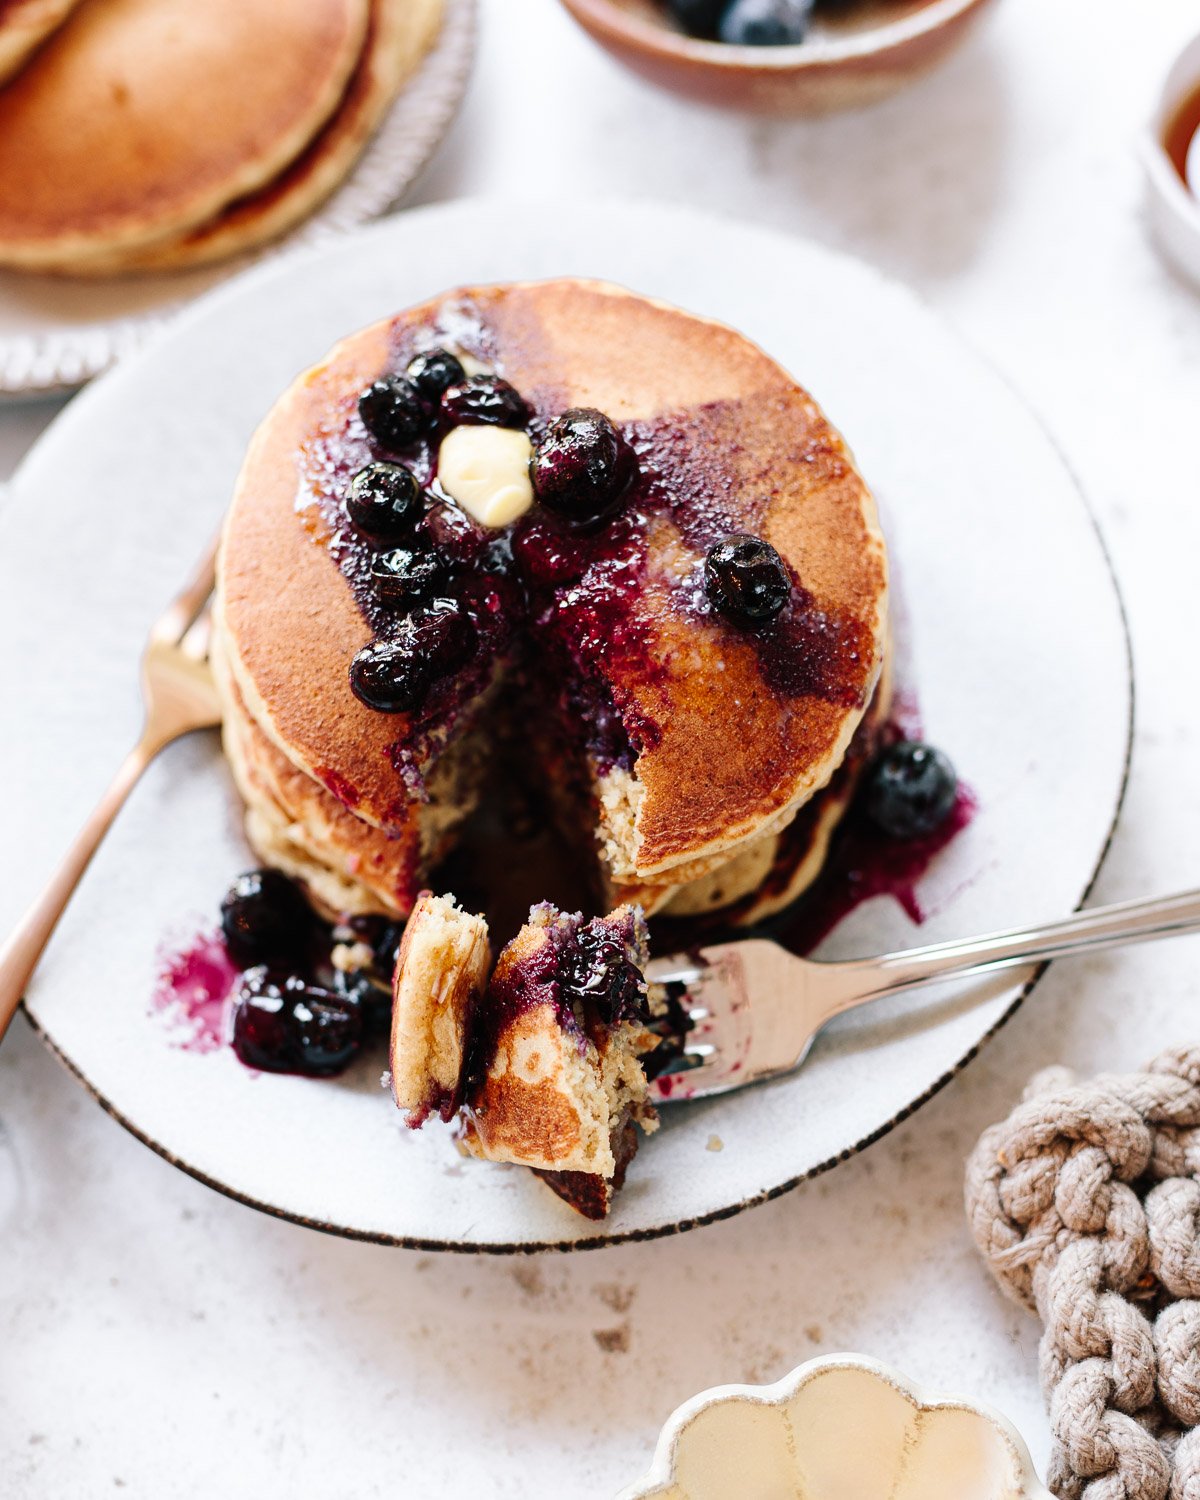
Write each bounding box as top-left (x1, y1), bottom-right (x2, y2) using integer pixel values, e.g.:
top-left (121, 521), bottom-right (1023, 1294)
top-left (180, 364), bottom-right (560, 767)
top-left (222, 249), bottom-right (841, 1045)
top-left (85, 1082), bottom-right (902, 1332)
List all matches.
top-left (68, 0), bottom-right (444, 276)
top-left (0, 0), bottom-right (370, 269)
top-left (390, 901), bottom-right (660, 1220)
top-left (0, 0), bottom-right (81, 84)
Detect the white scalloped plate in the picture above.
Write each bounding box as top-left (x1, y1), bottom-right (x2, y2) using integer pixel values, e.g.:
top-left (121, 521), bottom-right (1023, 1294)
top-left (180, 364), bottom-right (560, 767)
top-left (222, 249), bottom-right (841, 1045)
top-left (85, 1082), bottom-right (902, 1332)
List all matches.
top-left (0, 200), bottom-right (1131, 1252)
top-left (0, 0), bottom-right (476, 398)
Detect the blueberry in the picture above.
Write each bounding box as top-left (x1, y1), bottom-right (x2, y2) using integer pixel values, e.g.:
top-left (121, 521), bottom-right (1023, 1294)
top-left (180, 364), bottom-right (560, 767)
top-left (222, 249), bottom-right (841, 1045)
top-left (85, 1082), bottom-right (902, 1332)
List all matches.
top-left (349, 637), bottom-right (429, 713)
top-left (333, 967), bottom-right (393, 1040)
top-left (719, 0), bottom-right (813, 45)
top-left (406, 348), bottom-right (466, 400)
top-left (231, 967), bottom-right (363, 1076)
top-left (532, 408), bottom-right (632, 523)
top-left (346, 462), bottom-right (423, 539)
top-left (358, 375), bottom-right (429, 449)
top-left (560, 922), bottom-right (647, 1027)
top-left (219, 869), bottom-right (312, 967)
top-left (865, 741), bottom-right (959, 840)
top-left (704, 534), bottom-right (791, 626)
top-left (348, 601), bottom-right (474, 713)
top-left (666, 0), bottom-right (727, 38)
top-left (440, 375), bottom-right (528, 428)
top-left (368, 546), bottom-right (449, 609)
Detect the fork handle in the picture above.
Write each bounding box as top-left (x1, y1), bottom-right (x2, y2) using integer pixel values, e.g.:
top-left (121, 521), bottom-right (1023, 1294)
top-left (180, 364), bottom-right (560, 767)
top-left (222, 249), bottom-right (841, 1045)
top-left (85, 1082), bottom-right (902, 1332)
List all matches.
top-left (0, 742), bottom-right (152, 1042)
top-left (829, 887), bottom-right (1200, 1012)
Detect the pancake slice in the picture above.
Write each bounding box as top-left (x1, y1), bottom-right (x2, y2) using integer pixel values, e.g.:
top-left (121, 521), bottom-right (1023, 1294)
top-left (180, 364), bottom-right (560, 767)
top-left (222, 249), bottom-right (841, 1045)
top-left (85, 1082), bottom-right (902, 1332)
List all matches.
top-left (390, 900), bottom-right (660, 1220)
top-left (0, 0), bottom-right (81, 84)
top-left (0, 0), bottom-right (370, 269)
top-left (67, 0), bottom-right (444, 276)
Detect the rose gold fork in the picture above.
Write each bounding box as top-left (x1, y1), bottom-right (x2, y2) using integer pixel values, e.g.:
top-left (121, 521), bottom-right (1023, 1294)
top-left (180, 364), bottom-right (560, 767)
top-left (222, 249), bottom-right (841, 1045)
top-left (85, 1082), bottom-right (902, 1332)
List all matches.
top-left (0, 536), bottom-right (221, 1043)
top-left (645, 889), bottom-right (1200, 1102)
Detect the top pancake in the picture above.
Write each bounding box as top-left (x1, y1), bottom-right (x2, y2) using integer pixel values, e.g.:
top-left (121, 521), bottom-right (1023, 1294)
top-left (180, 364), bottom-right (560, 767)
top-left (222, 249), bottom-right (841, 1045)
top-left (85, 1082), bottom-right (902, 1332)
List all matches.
top-left (0, 0), bottom-right (369, 268)
top-left (219, 279), bottom-right (888, 881)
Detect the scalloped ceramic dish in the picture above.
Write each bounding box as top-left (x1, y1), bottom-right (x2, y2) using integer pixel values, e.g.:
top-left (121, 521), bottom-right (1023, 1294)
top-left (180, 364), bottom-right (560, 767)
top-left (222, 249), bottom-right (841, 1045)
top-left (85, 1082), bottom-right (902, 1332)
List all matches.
top-left (617, 1356), bottom-right (1051, 1500)
top-left (556, 0), bottom-right (998, 115)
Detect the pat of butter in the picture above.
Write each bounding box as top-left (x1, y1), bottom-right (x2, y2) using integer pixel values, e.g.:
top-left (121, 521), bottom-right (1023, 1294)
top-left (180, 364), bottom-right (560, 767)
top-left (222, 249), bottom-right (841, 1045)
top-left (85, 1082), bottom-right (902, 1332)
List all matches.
top-left (438, 424), bottom-right (534, 528)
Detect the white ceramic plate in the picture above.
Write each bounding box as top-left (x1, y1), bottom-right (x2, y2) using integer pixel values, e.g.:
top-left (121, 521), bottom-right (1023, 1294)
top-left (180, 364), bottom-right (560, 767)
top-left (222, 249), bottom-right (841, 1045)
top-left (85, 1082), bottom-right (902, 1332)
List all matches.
top-left (0, 200), bottom-right (1131, 1253)
top-left (0, 0), bottom-right (476, 399)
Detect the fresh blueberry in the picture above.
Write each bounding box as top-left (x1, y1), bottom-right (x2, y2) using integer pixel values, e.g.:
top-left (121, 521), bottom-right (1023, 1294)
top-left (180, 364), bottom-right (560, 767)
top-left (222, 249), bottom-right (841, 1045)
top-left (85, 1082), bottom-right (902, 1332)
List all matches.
top-left (865, 741), bottom-right (959, 840)
top-left (704, 534), bottom-right (791, 626)
top-left (219, 869), bottom-right (312, 967)
top-left (231, 967), bottom-right (363, 1076)
top-left (560, 921), bottom-right (647, 1027)
top-left (349, 636), bottom-right (430, 713)
top-left (346, 462), bottom-right (423, 539)
top-left (406, 348), bottom-right (466, 400)
top-left (531, 408), bottom-right (632, 523)
top-left (719, 0), bottom-right (813, 45)
top-left (368, 546), bottom-right (449, 609)
top-left (666, 0), bottom-right (727, 38)
top-left (358, 375), bottom-right (429, 449)
top-left (440, 375), bottom-right (528, 428)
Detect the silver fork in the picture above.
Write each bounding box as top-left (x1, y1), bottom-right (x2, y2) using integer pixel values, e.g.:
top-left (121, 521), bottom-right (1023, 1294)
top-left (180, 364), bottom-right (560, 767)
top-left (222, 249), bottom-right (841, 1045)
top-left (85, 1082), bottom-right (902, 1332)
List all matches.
top-left (645, 889), bottom-right (1200, 1101)
top-left (0, 537), bottom-right (221, 1044)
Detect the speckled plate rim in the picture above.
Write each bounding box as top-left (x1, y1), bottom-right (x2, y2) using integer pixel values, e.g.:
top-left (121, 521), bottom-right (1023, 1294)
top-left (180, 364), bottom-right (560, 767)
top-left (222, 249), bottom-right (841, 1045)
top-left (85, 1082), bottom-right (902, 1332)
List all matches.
top-left (5, 200), bottom-right (1134, 1255)
top-left (0, 0), bottom-right (476, 400)
top-left (558, 0), bottom-right (994, 69)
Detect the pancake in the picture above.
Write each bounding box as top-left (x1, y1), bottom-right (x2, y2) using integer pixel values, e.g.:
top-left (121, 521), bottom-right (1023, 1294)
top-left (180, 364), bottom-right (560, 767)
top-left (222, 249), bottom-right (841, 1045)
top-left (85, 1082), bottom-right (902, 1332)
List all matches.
top-left (0, 0), bottom-right (80, 84)
top-left (389, 891), bottom-right (490, 1126)
top-left (390, 899), bottom-right (660, 1219)
top-left (0, 0), bottom-right (369, 270)
top-left (66, 0), bottom-right (443, 276)
top-left (218, 279), bottom-right (889, 921)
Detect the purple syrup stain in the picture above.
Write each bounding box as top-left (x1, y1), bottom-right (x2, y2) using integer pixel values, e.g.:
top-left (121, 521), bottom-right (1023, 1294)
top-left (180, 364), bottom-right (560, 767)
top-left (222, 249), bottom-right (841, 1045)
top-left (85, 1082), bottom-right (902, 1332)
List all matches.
top-left (150, 929), bottom-right (239, 1053)
top-left (771, 781), bottom-right (979, 956)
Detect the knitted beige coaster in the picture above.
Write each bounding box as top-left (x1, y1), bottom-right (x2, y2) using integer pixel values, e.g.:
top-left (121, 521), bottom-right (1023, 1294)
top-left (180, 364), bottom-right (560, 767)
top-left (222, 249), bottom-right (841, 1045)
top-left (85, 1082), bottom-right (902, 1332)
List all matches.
top-left (965, 1047), bottom-right (1200, 1500)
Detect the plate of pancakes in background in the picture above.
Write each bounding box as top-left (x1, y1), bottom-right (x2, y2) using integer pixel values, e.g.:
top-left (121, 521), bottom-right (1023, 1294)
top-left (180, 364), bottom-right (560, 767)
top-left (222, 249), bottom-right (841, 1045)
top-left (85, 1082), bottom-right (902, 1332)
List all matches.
top-left (0, 0), bottom-right (475, 397)
top-left (0, 200), bottom-right (1131, 1251)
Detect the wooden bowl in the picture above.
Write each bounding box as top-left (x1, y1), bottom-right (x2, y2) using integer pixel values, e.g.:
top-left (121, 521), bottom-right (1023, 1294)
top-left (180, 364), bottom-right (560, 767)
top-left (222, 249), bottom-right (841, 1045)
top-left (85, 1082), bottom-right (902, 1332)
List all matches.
top-left (556, 0), bottom-right (999, 114)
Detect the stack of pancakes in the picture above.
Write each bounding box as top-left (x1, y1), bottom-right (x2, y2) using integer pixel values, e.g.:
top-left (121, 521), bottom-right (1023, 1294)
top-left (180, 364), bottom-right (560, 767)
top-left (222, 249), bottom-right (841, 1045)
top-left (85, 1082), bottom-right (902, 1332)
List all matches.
top-left (214, 278), bottom-right (890, 928)
top-left (390, 895), bottom-right (660, 1220)
top-left (0, 0), bottom-right (442, 275)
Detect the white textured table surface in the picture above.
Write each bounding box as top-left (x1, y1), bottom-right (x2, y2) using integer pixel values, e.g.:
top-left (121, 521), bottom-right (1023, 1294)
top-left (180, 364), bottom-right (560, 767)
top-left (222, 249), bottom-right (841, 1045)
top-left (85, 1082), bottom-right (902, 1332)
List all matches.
top-left (4, 1), bottom-right (1200, 1494)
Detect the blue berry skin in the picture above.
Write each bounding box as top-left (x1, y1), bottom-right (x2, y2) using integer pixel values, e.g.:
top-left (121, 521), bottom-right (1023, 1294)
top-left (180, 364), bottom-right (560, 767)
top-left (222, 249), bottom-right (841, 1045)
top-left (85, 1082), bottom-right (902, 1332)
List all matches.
top-left (368, 546), bottom-right (449, 610)
top-left (719, 0), bottom-right (813, 45)
top-left (346, 463), bottom-right (423, 539)
top-left (704, 534), bottom-right (791, 626)
top-left (406, 348), bottom-right (466, 401)
top-left (219, 870), bottom-right (312, 967)
top-left (531, 408), bottom-right (632, 523)
top-left (865, 741), bottom-right (959, 840)
top-left (231, 967), bottom-right (363, 1077)
top-left (357, 376), bottom-right (429, 449)
top-left (666, 0), bottom-right (727, 38)
top-left (440, 375), bottom-right (528, 429)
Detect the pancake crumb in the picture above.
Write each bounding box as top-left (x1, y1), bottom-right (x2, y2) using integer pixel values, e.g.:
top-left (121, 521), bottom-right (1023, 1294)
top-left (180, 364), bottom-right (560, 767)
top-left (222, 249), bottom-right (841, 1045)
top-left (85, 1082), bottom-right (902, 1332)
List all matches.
top-left (593, 1324), bottom-right (630, 1354)
top-left (707, 1134), bottom-right (724, 1152)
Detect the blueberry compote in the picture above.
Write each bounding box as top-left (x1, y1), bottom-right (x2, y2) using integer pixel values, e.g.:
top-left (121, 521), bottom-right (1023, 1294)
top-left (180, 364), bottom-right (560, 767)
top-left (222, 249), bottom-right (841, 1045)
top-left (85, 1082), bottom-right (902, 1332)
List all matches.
top-left (185, 868), bottom-right (403, 1078)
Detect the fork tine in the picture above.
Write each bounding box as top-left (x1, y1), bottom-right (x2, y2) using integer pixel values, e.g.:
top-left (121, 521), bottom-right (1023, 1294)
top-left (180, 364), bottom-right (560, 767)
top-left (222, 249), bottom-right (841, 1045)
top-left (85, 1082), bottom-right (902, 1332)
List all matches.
top-left (645, 957), bottom-right (705, 989)
top-left (149, 532), bottom-right (219, 646)
top-left (179, 604), bottom-right (213, 663)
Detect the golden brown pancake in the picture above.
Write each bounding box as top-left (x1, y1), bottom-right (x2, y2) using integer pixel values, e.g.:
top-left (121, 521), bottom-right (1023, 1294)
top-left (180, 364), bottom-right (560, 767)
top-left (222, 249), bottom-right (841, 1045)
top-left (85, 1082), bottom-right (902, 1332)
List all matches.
top-left (0, 0), bottom-right (369, 269)
top-left (0, 0), bottom-right (80, 84)
top-left (219, 279), bottom-right (888, 918)
top-left (64, 0), bottom-right (443, 276)
top-left (391, 899), bottom-right (659, 1219)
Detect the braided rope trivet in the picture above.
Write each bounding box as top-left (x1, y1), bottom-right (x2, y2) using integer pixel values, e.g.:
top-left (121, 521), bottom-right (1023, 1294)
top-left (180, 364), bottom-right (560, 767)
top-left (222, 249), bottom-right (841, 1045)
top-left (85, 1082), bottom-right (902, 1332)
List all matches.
top-left (965, 1047), bottom-right (1200, 1499)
